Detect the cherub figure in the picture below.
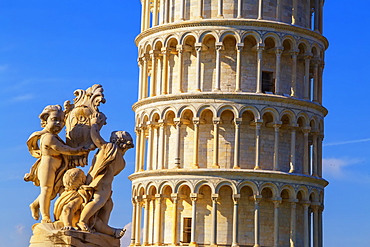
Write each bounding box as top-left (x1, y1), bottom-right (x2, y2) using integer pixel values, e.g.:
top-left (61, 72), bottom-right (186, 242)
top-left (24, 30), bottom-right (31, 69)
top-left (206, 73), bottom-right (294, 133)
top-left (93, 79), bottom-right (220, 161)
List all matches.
top-left (76, 113), bottom-right (133, 238)
top-left (24, 105), bottom-right (88, 223)
top-left (54, 168), bottom-right (92, 230)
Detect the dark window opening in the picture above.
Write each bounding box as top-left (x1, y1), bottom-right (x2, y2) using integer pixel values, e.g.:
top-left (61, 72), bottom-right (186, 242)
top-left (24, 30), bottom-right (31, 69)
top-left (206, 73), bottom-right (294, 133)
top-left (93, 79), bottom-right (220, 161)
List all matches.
top-left (183, 217), bottom-right (192, 243)
top-left (262, 71), bottom-right (274, 94)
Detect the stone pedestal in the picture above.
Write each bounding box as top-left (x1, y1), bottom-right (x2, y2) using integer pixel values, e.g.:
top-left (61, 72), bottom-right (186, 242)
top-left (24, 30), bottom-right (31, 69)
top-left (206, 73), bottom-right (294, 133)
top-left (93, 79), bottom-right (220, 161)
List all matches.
top-left (29, 222), bottom-right (120, 247)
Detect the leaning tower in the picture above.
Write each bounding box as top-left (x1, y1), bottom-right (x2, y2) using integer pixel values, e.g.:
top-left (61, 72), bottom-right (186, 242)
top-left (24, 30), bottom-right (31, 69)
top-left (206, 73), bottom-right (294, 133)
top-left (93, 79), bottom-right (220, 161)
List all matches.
top-left (130, 1), bottom-right (328, 247)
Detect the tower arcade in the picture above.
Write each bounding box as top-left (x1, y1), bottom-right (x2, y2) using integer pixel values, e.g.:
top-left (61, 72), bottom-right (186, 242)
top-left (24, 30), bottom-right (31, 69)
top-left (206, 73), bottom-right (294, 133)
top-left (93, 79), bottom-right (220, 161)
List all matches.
top-left (130, 1), bottom-right (328, 247)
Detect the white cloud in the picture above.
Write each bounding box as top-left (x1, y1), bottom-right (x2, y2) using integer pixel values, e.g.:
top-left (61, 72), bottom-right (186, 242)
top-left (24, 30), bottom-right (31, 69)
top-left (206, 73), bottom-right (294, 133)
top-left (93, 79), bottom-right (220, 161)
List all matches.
top-left (322, 158), bottom-right (360, 178)
top-left (324, 138), bottom-right (370, 146)
top-left (15, 224), bottom-right (25, 235)
top-left (9, 94), bottom-right (34, 103)
top-left (120, 222), bottom-right (132, 247)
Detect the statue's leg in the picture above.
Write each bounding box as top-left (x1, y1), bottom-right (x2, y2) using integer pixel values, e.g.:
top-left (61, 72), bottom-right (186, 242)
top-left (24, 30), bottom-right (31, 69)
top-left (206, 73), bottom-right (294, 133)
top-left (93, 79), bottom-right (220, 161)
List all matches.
top-left (79, 191), bottom-right (110, 226)
top-left (38, 163), bottom-right (57, 223)
top-left (97, 197), bottom-right (113, 225)
top-left (29, 196), bottom-right (40, 220)
top-left (94, 218), bottom-right (126, 238)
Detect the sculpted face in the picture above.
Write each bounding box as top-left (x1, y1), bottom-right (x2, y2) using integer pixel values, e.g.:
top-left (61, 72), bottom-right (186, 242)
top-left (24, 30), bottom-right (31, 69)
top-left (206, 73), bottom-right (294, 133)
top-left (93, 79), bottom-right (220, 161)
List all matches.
top-left (45, 111), bottom-right (64, 134)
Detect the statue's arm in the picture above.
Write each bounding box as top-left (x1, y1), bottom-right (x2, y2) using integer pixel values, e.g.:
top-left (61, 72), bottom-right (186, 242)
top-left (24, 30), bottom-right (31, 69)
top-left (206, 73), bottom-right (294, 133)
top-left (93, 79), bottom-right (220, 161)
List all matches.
top-left (47, 135), bottom-right (87, 155)
top-left (90, 123), bottom-right (107, 149)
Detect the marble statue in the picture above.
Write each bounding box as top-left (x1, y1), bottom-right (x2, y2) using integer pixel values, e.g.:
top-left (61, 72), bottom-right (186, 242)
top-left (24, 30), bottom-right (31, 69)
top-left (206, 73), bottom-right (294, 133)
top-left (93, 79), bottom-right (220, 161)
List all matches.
top-left (25, 85), bottom-right (133, 246)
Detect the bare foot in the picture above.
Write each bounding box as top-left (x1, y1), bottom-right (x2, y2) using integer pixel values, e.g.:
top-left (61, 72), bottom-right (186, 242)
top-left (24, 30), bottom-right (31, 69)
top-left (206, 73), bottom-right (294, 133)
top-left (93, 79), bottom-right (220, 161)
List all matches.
top-left (77, 222), bottom-right (93, 233)
top-left (29, 203), bottom-right (39, 220)
top-left (61, 226), bottom-right (76, 231)
top-left (114, 228), bottom-right (126, 239)
top-left (41, 217), bottom-right (52, 223)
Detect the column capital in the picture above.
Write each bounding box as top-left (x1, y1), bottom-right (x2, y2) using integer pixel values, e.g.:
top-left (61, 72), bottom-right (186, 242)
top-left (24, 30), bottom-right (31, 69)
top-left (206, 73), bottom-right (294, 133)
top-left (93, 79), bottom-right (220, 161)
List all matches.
top-left (174, 117), bottom-right (182, 126)
top-left (290, 49), bottom-right (300, 56)
top-left (213, 117), bottom-right (221, 125)
top-left (158, 119), bottom-right (166, 126)
top-left (257, 43), bottom-right (265, 51)
top-left (251, 119), bottom-right (263, 127)
top-left (302, 200), bottom-right (311, 207)
top-left (301, 126), bottom-right (311, 134)
top-left (216, 42), bottom-right (224, 51)
top-left (211, 194), bottom-right (219, 201)
top-left (146, 121), bottom-right (158, 128)
top-left (275, 47), bottom-right (284, 55)
top-left (171, 193), bottom-right (179, 200)
top-left (195, 43), bottom-right (202, 52)
top-left (273, 121), bottom-right (282, 129)
top-left (190, 193), bottom-right (199, 201)
top-left (254, 195), bottom-right (262, 203)
top-left (236, 43), bottom-right (244, 50)
top-left (161, 47), bottom-right (170, 55)
top-left (232, 194), bottom-right (241, 203)
top-left (234, 118), bottom-right (242, 125)
top-left (193, 117), bottom-right (200, 125)
top-left (176, 45), bottom-right (184, 53)
top-left (303, 52), bottom-right (313, 60)
top-left (155, 193), bottom-right (162, 200)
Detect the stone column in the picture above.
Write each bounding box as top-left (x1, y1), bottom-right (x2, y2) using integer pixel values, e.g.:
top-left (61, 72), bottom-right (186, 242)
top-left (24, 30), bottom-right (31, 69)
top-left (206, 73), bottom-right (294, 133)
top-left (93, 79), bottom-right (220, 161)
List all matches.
top-left (211, 194), bottom-right (219, 246)
top-left (153, 0), bottom-right (159, 26)
top-left (195, 43), bottom-right (202, 92)
top-left (237, 0), bottom-right (242, 18)
top-left (134, 127), bottom-right (141, 172)
top-left (139, 125), bottom-right (146, 171)
top-left (190, 193), bottom-right (198, 246)
top-left (314, 0), bottom-right (320, 31)
top-left (164, 0), bottom-right (169, 23)
top-left (150, 52), bottom-right (158, 97)
top-left (272, 198), bottom-right (282, 247)
top-left (198, 0), bottom-right (203, 18)
top-left (319, 206), bottom-right (324, 247)
top-left (161, 48), bottom-right (169, 94)
top-left (135, 197), bottom-right (142, 246)
top-left (140, 0), bottom-right (147, 31)
top-left (312, 205), bottom-right (319, 247)
top-left (289, 124), bottom-right (297, 173)
top-left (233, 118), bottom-right (242, 169)
top-left (292, 0), bottom-right (298, 25)
top-left (130, 198), bottom-right (137, 246)
top-left (253, 195), bottom-right (262, 247)
top-left (273, 123), bottom-right (281, 171)
top-left (236, 43), bottom-right (244, 92)
top-left (145, 0), bottom-right (151, 29)
top-left (174, 118), bottom-right (182, 168)
top-left (171, 193), bottom-right (179, 245)
top-left (258, 0), bottom-right (263, 20)
top-left (256, 45), bottom-right (264, 93)
top-left (159, 0), bottom-right (165, 24)
top-left (318, 62), bottom-right (323, 104)
top-left (302, 127), bottom-right (310, 175)
top-left (218, 0), bottom-right (223, 17)
top-left (142, 196), bottom-right (151, 245)
top-left (254, 120), bottom-right (263, 170)
top-left (158, 120), bottom-right (166, 169)
top-left (232, 194), bottom-right (240, 247)
top-left (275, 47), bottom-right (283, 94)
top-left (313, 62), bottom-right (319, 102)
top-left (213, 118), bottom-right (221, 168)
top-left (290, 50), bottom-right (299, 97)
top-left (215, 42), bottom-right (223, 91)
top-left (304, 55), bottom-right (312, 100)
top-left (143, 54), bottom-right (149, 98)
top-left (290, 200), bottom-right (298, 247)
top-left (138, 58), bottom-right (144, 100)
top-left (302, 202), bottom-right (310, 247)
top-left (317, 133), bottom-right (323, 177)
top-left (146, 122), bottom-right (155, 170)
top-left (193, 118), bottom-right (200, 168)
top-left (175, 45), bottom-right (184, 93)
top-left (154, 194), bottom-right (162, 245)
top-left (276, 0), bottom-right (282, 21)
top-left (180, 0), bottom-right (185, 20)
top-left (312, 132), bottom-right (318, 176)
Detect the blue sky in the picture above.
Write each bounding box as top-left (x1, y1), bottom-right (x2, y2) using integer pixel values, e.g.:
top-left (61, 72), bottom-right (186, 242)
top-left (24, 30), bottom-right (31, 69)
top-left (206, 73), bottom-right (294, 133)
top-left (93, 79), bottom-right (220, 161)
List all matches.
top-left (0, 1), bottom-right (369, 246)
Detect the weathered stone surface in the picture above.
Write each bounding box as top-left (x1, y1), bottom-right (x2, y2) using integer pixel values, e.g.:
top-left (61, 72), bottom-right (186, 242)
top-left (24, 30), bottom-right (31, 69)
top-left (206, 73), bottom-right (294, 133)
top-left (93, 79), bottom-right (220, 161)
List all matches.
top-left (29, 223), bottom-right (120, 247)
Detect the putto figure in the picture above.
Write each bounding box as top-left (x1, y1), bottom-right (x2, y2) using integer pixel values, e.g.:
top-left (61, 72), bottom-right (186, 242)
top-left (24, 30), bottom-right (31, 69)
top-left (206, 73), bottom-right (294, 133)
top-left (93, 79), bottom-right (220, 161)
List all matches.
top-left (77, 113), bottom-right (133, 238)
top-left (25, 105), bottom-right (88, 223)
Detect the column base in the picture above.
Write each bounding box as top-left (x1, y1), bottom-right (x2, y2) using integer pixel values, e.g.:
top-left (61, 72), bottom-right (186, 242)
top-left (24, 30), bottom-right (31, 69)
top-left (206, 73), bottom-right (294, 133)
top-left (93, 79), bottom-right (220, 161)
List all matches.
top-left (210, 244), bottom-right (218, 247)
top-left (189, 242), bottom-right (198, 247)
top-left (231, 244), bottom-right (240, 247)
top-left (212, 164), bottom-right (220, 169)
top-left (233, 166), bottom-right (241, 169)
top-left (254, 166), bottom-right (261, 170)
top-left (192, 164), bottom-right (199, 169)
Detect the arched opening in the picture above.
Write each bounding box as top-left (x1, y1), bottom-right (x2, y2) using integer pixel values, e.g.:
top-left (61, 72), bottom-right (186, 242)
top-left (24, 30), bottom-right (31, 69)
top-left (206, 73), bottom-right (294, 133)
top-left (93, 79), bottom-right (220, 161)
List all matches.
top-left (198, 109), bottom-right (215, 168)
top-left (201, 34), bottom-right (216, 92)
top-left (219, 109), bottom-right (235, 168)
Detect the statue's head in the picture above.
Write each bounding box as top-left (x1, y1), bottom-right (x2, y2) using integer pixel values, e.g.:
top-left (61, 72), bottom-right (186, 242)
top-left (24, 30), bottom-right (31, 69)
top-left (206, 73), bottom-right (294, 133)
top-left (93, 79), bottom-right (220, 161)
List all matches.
top-left (63, 168), bottom-right (86, 191)
top-left (110, 131), bottom-right (134, 150)
top-left (39, 105), bottom-right (65, 134)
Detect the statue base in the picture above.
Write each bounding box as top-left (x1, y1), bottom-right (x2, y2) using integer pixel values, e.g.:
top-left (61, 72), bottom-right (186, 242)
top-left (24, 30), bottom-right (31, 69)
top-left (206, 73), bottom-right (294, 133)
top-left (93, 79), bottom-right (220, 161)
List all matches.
top-left (29, 222), bottom-right (120, 247)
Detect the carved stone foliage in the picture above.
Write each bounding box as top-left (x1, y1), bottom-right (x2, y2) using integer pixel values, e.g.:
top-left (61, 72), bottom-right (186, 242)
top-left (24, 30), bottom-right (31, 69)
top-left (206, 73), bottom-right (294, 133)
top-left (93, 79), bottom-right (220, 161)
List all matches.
top-left (64, 84), bottom-right (106, 167)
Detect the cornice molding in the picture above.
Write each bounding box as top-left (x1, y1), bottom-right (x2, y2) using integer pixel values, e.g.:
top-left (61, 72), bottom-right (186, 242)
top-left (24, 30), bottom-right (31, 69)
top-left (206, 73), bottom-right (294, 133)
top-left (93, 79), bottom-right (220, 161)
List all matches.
top-left (135, 19), bottom-right (329, 49)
